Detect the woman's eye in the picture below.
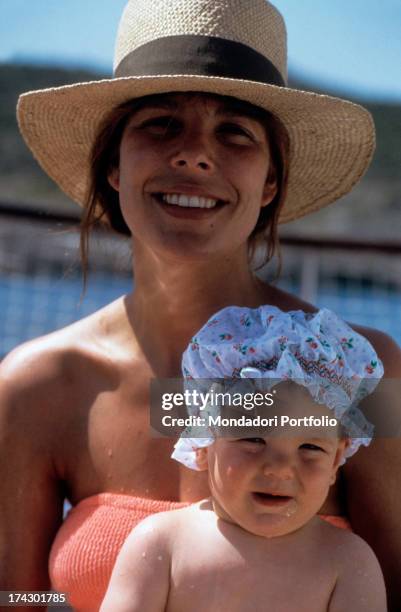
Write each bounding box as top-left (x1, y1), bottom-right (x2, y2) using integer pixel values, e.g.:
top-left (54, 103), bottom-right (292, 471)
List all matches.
top-left (218, 123), bottom-right (255, 143)
top-left (138, 116), bottom-right (180, 136)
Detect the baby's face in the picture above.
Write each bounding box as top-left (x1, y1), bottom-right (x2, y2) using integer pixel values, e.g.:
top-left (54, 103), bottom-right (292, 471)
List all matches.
top-left (200, 396), bottom-right (348, 538)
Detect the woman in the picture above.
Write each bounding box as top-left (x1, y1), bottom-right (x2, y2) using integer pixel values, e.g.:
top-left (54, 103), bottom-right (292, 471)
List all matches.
top-left (1, 0), bottom-right (400, 609)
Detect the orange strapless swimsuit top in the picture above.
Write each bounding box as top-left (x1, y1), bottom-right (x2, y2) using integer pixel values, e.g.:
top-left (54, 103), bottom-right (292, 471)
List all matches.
top-left (49, 494), bottom-right (188, 611)
top-left (49, 493), bottom-right (351, 612)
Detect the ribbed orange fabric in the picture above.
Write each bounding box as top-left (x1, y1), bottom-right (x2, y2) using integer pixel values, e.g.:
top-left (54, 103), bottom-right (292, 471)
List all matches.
top-left (49, 493), bottom-right (351, 611)
top-left (319, 515), bottom-right (352, 531)
top-left (49, 494), bottom-right (188, 612)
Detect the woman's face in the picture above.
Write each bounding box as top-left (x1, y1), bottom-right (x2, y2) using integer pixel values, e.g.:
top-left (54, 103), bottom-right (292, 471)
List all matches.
top-left (108, 93), bottom-right (277, 261)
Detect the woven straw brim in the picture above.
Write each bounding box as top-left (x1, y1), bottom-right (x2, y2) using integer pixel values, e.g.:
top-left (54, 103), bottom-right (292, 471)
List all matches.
top-left (17, 75), bottom-right (375, 224)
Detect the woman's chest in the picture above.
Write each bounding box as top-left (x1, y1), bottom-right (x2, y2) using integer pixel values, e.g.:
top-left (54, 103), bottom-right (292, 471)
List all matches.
top-left (62, 380), bottom-right (209, 504)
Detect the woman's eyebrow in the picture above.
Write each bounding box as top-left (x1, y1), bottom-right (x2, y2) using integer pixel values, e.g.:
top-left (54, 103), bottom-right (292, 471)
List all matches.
top-left (216, 108), bottom-right (252, 119)
top-left (133, 99), bottom-right (178, 115)
top-left (215, 105), bottom-right (263, 123)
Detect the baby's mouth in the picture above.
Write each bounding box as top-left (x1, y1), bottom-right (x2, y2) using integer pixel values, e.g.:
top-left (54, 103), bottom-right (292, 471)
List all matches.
top-left (252, 492), bottom-right (293, 507)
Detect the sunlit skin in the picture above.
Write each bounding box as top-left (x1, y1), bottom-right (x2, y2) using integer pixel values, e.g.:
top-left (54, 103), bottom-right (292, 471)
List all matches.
top-left (107, 92), bottom-right (280, 377)
top-left (101, 400), bottom-right (387, 612)
top-left (198, 393), bottom-right (348, 538)
top-left (1, 92), bottom-right (400, 609)
top-left (108, 93), bottom-right (277, 262)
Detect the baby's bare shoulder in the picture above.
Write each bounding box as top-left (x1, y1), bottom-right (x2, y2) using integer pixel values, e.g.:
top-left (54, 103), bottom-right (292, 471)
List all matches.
top-left (317, 524), bottom-right (387, 610)
top-left (315, 519), bottom-right (372, 555)
top-left (132, 504), bottom-right (200, 534)
top-left (128, 503), bottom-right (209, 551)
top-left (139, 503), bottom-right (204, 534)
top-left (120, 506), bottom-right (198, 564)
top-left (314, 521), bottom-right (384, 584)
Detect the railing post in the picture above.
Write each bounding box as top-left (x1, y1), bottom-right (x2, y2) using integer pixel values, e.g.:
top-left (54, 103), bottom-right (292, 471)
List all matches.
top-left (299, 250), bottom-right (319, 303)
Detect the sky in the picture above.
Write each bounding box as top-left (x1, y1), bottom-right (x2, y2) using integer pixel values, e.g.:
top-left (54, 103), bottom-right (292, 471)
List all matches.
top-left (1, 0), bottom-right (401, 101)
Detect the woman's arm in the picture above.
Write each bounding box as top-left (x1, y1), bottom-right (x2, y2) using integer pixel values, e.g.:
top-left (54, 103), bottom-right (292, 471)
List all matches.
top-left (0, 345), bottom-right (66, 599)
top-left (100, 515), bottom-right (171, 612)
top-left (344, 327), bottom-right (401, 611)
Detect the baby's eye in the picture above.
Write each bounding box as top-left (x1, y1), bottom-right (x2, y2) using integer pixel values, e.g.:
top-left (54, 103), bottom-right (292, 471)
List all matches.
top-left (299, 443), bottom-right (325, 453)
top-left (217, 122), bottom-right (255, 144)
top-left (238, 437), bottom-right (266, 445)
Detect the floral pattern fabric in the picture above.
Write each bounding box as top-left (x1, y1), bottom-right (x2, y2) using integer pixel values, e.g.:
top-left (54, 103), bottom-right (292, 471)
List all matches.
top-left (172, 306), bottom-right (384, 469)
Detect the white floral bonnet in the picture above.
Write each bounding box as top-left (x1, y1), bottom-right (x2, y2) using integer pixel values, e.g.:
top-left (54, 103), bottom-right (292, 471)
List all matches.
top-left (172, 306), bottom-right (383, 469)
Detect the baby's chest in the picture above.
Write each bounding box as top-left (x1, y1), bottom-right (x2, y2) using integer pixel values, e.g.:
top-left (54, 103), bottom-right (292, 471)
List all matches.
top-left (167, 547), bottom-right (336, 612)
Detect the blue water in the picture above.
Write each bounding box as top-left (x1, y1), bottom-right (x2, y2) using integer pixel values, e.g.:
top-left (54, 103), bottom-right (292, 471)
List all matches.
top-left (1, 273), bottom-right (400, 356)
top-left (317, 286), bottom-right (401, 337)
top-left (0, 273), bottom-right (132, 356)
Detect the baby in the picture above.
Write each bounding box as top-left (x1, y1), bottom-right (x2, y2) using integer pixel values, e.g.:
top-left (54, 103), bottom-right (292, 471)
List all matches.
top-left (101, 307), bottom-right (387, 612)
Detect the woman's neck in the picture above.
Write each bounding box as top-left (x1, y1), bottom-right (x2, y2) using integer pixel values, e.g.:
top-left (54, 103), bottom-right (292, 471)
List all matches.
top-left (125, 243), bottom-right (271, 375)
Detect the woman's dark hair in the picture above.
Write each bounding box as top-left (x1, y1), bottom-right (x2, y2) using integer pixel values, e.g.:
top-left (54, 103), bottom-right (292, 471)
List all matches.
top-left (80, 92), bottom-right (290, 280)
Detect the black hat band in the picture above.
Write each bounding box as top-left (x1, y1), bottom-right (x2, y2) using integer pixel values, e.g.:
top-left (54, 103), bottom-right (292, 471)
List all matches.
top-left (115, 35), bottom-right (286, 87)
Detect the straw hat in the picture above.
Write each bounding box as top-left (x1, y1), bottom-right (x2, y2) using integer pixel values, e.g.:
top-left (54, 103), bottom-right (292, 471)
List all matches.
top-left (17, 0), bottom-right (375, 223)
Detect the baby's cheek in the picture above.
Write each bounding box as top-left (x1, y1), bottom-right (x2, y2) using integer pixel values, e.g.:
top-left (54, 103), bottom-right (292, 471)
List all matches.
top-left (223, 454), bottom-right (251, 480)
top-left (225, 464), bottom-right (234, 478)
top-left (302, 461), bottom-right (334, 486)
top-left (309, 466), bottom-right (333, 491)
top-left (224, 462), bottom-right (240, 480)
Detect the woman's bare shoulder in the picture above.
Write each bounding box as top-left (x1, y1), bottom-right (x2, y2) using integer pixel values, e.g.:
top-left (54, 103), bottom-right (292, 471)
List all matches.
top-left (0, 297), bottom-right (130, 409)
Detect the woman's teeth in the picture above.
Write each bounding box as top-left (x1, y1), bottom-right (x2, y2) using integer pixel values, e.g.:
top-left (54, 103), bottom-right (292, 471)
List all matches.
top-left (161, 194), bottom-right (218, 208)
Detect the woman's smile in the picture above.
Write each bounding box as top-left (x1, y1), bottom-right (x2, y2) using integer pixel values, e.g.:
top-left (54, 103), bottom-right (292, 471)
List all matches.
top-left (108, 93), bottom-right (276, 259)
top-left (152, 193), bottom-right (227, 220)
top-left (159, 194), bottom-right (220, 209)
top-left (149, 182), bottom-right (231, 221)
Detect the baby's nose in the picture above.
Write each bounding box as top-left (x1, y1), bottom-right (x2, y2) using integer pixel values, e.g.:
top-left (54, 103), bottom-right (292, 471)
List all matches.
top-left (262, 452), bottom-right (293, 481)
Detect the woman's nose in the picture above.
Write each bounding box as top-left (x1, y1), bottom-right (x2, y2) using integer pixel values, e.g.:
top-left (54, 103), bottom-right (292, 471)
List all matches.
top-left (170, 132), bottom-right (215, 174)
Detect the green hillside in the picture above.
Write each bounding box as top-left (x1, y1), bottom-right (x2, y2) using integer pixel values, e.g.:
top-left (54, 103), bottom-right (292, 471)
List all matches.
top-left (0, 64), bottom-right (107, 212)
